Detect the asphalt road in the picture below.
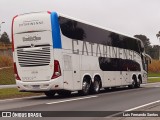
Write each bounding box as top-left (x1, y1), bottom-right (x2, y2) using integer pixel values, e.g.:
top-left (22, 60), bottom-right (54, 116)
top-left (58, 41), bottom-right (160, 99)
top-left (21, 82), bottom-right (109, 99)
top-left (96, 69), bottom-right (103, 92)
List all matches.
top-left (0, 83), bottom-right (160, 120)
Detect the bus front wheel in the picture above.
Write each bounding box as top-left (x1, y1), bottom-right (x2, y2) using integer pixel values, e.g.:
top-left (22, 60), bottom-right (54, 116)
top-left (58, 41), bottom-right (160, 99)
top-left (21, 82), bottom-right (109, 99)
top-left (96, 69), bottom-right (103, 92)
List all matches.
top-left (57, 90), bottom-right (71, 97)
top-left (44, 91), bottom-right (56, 98)
top-left (78, 79), bottom-right (91, 95)
top-left (128, 77), bottom-right (136, 89)
top-left (135, 79), bottom-right (141, 88)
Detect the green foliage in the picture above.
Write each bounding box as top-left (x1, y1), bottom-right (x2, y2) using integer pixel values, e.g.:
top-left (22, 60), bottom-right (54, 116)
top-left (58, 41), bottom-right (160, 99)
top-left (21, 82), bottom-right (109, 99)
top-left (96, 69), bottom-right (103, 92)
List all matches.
top-left (134, 34), bottom-right (159, 59)
top-left (148, 72), bottom-right (160, 77)
top-left (156, 31), bottom-right (160, 38)
top-left (0, 88), bottom-right (43, 99)
top-left (149, 45), bottom-right (159, 60)
top-left (134, 34), bottom-right (152, 55)
top-left (0, 32), bottom-right (10, 44)
top-left (134, 34), bottom-right (151, 47)
top-left (148, 78), bottom-right (160, 83)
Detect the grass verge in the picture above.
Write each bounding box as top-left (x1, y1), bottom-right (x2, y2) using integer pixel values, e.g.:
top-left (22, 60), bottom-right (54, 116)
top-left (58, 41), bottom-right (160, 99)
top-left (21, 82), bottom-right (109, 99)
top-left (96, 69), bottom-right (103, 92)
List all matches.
top-left (148, 78), bottom-right (160, 83)
top-left (148, 72), bottom-right (160, 83)
top-left (148, 72), bottom-right (160, 77)
top-left (0, 88), bottom-right (43, 100)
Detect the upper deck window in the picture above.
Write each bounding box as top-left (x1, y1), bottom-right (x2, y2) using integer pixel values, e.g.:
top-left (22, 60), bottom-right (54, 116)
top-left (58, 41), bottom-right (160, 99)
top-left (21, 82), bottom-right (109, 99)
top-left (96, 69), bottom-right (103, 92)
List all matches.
top-left (59, 16), bottom-right (141, 54)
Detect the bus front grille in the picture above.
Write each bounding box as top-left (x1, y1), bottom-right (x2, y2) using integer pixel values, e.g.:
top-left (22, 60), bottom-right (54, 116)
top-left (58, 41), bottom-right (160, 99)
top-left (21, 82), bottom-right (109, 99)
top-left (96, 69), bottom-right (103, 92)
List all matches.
top-left (17, 46), bottom-right (51, 67)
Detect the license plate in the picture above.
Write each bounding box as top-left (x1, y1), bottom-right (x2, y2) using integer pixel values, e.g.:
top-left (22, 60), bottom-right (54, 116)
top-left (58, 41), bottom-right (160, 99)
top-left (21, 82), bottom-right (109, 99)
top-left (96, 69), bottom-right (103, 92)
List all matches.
top-left (32, 85), bottom-right (40, 89)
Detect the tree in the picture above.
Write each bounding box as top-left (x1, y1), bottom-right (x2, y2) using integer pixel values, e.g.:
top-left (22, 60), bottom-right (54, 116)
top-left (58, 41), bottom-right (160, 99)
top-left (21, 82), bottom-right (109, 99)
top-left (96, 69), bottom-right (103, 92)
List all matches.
top-left (149, 45), bottom-right (159, 59)
top-left (134, 34), bottom-right (152, 55)
top-left (156, 31), bottom-right (160, 60)
top-left (156, 31), bottom-right (160, 40)
top-left (134, 34), bottom-right (151, 48)
top-left (0, 32), bottom-right (10, 44)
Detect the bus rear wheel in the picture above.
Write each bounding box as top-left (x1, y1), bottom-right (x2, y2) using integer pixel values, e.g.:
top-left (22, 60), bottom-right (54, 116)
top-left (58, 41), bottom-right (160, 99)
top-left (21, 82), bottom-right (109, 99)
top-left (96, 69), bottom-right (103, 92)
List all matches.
top-left (136, 75), bottom-right (142, 88)
top-left (128, 77), bottom-right (136, 89)
top-left (135, 79), bottom-right (141, 88)
top-left (92, 80), bottom-right (101, 94)
top-left (44, 91), bottom-right (56, 98)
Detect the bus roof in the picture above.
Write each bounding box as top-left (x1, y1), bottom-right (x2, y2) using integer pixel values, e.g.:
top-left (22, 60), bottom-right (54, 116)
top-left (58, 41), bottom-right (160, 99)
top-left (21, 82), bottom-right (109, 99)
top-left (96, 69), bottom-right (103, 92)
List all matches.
top-left (15, 11), bottom-right (142, 42)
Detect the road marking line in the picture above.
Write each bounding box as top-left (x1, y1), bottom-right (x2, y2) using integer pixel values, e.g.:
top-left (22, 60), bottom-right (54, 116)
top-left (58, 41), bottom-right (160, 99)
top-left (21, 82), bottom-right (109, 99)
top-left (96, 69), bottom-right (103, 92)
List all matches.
top-left (125, 100), bottom-right (160, 111)
top-left (106, 100), bottom-right (160, 117)
top-left (46, 96), bottom-right (98, 105)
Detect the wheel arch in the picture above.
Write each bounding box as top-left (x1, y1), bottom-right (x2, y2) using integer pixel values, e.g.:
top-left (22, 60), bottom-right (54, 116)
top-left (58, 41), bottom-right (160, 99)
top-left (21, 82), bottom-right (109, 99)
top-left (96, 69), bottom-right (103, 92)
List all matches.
top-left (82, 74), bottom-right (92, 85)
top-left (132, 74), bottom-right (137, 81)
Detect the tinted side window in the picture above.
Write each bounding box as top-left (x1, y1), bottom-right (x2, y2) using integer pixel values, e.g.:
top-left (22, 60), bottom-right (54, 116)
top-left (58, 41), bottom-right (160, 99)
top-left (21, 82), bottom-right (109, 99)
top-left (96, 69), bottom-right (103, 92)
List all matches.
top-left (59, 16), bottom-right (140, 53)
top-left (59, 16), bottom-right (111, 46)
top-left (137, 40), bottom-right (145, 52)
top-left (123, 37), bottom-right (140, 53)
top-left (99, 57), bottom-right (141, 71)
top-left (59, 18), bottom-right (86, 40)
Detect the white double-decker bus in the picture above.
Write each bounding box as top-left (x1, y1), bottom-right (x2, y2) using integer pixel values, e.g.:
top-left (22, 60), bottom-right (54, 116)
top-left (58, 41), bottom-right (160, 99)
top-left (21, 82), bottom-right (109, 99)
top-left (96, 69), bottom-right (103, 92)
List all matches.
top-left (12, 11), bottom-right (150, 97)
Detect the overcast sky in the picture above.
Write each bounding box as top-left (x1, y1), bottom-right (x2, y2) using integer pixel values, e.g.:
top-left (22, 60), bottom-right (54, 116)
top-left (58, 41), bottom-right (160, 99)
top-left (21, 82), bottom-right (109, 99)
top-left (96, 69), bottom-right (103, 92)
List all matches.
top-left (0, 0), bottom-right (160, 45)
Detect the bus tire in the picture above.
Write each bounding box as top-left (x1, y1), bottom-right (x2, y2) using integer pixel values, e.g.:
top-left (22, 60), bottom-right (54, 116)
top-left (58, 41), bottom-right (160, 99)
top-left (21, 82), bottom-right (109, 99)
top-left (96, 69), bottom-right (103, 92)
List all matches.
top-left (128, 76), bottom-right (136, 89)
top-left (135, 79), bottom-right (141, 88)
top-left (136, 75), bottom-right (142, 88)
top-left (104, 87), bottom-right (110, 91)
top-left (92, 79), bottom-right (101, 94)
top-left (44, 91), bottom-right (56, 98)
top-left (57, 90), bottom-right (71, 97)
top-left (78, 78), bottom-right (91, 95)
